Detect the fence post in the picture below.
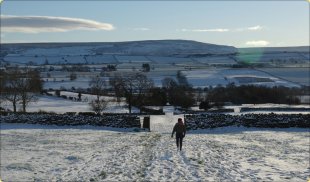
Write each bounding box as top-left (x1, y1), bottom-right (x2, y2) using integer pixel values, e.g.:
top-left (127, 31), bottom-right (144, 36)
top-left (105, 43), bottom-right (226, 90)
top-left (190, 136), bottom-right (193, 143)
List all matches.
top-left (143, 116), bottom-right (150, 131)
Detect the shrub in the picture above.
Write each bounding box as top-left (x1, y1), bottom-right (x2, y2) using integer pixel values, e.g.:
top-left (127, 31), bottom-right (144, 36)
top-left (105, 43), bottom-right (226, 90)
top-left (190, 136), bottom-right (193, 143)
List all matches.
top-left (78, 112), bottom-right (98, 116)
top-left (65, 112), bottom-right (76, 115)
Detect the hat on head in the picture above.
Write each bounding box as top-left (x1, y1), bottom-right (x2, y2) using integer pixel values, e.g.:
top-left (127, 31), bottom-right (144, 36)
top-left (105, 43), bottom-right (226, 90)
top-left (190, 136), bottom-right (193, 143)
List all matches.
top-left (178, 118), bottom-right (183, 124)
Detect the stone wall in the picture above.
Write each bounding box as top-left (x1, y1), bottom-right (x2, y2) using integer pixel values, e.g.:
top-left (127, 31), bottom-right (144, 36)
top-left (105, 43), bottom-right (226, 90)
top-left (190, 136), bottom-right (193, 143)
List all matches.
top-left (1, 113), bottom-right (141, 128)
top-left (184, 113), bottom-right (310, 130)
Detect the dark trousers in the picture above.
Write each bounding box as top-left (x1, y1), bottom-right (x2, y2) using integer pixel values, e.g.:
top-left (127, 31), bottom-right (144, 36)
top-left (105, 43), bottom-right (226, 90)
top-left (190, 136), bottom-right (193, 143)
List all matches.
top-left (176, 133), bottom-right (184, 151)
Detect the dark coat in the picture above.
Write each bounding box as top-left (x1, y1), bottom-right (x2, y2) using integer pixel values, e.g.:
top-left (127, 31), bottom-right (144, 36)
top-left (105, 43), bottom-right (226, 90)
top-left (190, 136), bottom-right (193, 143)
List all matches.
top-left (172, 123), bottom-right (186, 137)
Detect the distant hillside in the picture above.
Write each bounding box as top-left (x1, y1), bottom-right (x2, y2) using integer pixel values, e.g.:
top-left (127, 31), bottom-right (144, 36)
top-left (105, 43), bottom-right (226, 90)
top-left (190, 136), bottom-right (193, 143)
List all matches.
top-left (238, 46), bottom-right (310, 54)
top-left (1, 40), bottom-right (237, 57)
top-left (236, 46), bottom-right (310, 64)
top-left (1, 41), bottom-right (308, 67)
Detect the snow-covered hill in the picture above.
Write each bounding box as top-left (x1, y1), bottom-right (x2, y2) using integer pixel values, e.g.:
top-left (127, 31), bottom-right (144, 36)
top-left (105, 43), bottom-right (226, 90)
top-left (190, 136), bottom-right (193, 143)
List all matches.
top-left (1, 40), bottom-right (237, 57)
top-left (1, 40), bottom-right (308, 66)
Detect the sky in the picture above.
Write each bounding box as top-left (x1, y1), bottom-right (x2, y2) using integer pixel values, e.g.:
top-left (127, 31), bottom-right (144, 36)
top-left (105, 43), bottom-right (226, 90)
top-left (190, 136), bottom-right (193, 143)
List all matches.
top-left (0, 1), bottom-right (309, 47)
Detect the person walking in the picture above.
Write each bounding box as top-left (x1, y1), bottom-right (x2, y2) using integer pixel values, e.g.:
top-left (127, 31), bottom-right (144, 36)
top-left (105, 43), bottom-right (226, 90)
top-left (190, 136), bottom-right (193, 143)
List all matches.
top-left (171, 118), bottom-right (186, 151)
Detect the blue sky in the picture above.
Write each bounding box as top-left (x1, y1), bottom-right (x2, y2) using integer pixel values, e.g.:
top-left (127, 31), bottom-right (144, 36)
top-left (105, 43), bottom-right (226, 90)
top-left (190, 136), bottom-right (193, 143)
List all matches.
top-left (1, 1), bottom-right (309, 47)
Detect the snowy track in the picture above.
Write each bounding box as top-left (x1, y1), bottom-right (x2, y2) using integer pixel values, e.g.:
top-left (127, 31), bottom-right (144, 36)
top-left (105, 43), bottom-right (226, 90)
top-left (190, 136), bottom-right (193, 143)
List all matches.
top-left (1, 123), bottom-right (309, 182)
top-left (145, 135), bottom-right (200, 181)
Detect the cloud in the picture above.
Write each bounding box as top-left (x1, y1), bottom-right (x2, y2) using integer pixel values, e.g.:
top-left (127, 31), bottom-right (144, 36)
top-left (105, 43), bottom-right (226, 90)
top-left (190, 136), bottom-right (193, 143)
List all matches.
top-left (1, 15), bottom-right (114, 33)
top-left (245, 40), bottom-right (270, 47)
top-left (180, 28), bottom-right (229, 32)
top-left (193, 28), bottom-right (229, 32)
top-left (235, 25), bottom-right (264, 32)
top-left (132, 27), bottom-right (150, 31)
top-left (179, 25), bottom-right (264, 33)
top-left (247, 25), bottom-right (263, 31)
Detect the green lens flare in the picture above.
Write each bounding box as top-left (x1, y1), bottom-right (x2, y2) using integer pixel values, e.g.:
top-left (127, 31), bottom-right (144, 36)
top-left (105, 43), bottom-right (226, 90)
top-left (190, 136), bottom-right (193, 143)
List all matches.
top-left (236, 47), bottom-right (265, 65)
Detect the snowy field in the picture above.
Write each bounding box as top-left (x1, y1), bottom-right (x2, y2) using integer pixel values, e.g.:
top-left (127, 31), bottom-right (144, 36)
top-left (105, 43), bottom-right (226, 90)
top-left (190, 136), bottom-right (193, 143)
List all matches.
top-left (2, 42), bottom-right (309, 90)
top-left (193, 56), bottom-right (237, 65)
top-left (258, 68), bottom-right (310, 86)
top-left (1, 123), bottom-right (309, 182)
top-left (182, 68), bottom-right (301, 88)
top-left (1, 94), bottom-right (141, 114)
top-left (40, 67), bottom-right (303, 90)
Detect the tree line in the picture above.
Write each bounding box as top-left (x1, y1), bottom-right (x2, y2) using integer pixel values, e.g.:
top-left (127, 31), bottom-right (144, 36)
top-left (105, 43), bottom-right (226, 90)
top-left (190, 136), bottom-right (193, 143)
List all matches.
top-left (1, 67), bottom-right (305, 114)
top-left (88, 71), bottom-right (195, 114)
top-left (199, 84), bottom-right (302, 110)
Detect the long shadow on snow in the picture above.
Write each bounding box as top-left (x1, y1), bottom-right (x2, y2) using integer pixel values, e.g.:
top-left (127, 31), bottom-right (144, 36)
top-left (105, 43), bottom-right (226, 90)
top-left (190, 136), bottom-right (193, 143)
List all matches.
top-left (0, 123), bottom-right (144, 133)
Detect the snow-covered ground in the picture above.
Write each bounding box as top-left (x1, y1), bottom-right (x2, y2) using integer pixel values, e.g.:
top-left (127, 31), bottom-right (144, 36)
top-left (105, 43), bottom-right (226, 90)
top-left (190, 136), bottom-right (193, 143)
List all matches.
top-left (40, 67), bottom-right (306, 89)
top-left (1, 123), bottom-right (309, 182)
top-left (258, 68), bottom-right (310, 86)
top-left (1, 95), bottom-right (140, 114)
top-left (44, 77), bottom-right (92, 90)
top-left (182, 68), bottom-right (301, 88)
top-left (194, 56), bottom-right (237, 65)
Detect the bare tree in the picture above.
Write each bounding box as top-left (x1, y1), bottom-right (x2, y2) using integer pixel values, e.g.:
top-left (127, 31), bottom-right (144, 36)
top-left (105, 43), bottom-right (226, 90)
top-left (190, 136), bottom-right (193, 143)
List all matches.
top-left (2, 68), bottom-right (43, 112)
top-left (89, 99), bottom-right (108, 115)
top-left (89, 76), bottom-right (108, 114)
top-left (162, 77), bottom-right (178, 90)
top-left (176, 70), bottom-right (191, 88)
top-left (2, 69), bottom-right (22, 112)
top-left (142, 63), bottom-right (150, 72)
top-left (133, 73), bottom-right (154, 109)
top-left (69, 72), bottom-right (77, 81)
top-left (18, 69), bottom-right (42, 112)
top-left (0, 70), bottom-right (8, 107)
top-left (161, 77), bottom-right (194, 108)
top-left (110, 73), bottom-right (153, 114)
top-left (109, 74), bottom-right (124, 104)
